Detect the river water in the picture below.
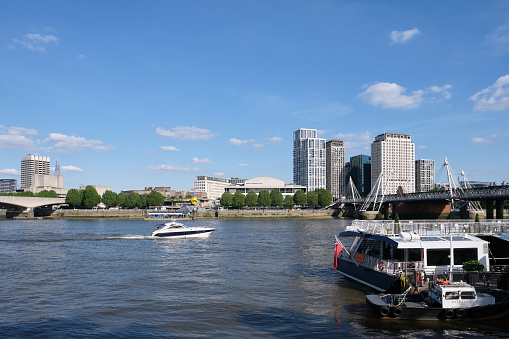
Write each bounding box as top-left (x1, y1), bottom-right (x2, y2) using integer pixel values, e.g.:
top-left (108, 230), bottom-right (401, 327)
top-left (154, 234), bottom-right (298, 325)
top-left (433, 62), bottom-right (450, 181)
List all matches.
top-left (1, 218), bottom-right (508, 338)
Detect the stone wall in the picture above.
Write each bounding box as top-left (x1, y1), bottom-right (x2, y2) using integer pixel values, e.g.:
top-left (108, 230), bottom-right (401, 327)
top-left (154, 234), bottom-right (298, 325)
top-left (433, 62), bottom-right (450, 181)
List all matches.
top-left (45, 209), bottom-right (145, 219)
top-left (214, 209), bottom-right (336, 219)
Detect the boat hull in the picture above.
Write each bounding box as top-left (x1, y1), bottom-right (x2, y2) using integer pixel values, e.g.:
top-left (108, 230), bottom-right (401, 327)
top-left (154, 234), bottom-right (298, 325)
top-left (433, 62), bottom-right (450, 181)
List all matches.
top-left (152, 229), bottom-right (214, 238)
top-left (335, 257), bottom-right (397, 292)
top-left (366, 294), bottom-right (509, 321)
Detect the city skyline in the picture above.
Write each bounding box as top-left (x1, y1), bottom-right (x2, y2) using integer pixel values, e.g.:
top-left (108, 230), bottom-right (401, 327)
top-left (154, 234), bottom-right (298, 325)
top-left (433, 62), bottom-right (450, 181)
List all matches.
top-left (1, 1), bottom-right (508, 193)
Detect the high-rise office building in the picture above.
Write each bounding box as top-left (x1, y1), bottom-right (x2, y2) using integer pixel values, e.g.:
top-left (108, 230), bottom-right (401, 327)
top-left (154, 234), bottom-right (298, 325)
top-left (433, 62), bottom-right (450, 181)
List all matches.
top-left (21, 154), bottom-right (50, 189)
top-left (415, 159), bottom-right (435, 192)
top-left (350, 154), bottom-right (371, 197)
top-left (293, 128), bottom-right (326, 192)
top-left (371, 133), bottom-right (415, 195)
top-left (0, 179), bottom-right (17, 193)
top-left (326, 140), bottom-right (345, 200)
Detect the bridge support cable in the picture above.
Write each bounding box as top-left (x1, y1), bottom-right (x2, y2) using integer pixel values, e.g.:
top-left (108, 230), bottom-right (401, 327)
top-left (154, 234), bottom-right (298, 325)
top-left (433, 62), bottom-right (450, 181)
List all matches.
top-left (460, 170), bottom-right (483, 212)
top-left (345, 177), bottom-right (362, 209)
top-left (359, 170), bottom-right (393, 212)
top-left (441, 158), bottom-right (482, 212)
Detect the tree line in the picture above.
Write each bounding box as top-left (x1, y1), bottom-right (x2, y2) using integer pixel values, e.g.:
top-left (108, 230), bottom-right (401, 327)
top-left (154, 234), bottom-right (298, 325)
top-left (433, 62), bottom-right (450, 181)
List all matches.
top-left (64, 186), bottom-right (166, 209)
top-left (219, 189), bottom-right (333, 209)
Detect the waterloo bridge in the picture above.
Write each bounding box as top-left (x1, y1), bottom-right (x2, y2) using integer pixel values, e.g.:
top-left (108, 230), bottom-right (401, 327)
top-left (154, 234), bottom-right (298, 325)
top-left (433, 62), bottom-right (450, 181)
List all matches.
top-left (0, 196), bottom-right (66, 218)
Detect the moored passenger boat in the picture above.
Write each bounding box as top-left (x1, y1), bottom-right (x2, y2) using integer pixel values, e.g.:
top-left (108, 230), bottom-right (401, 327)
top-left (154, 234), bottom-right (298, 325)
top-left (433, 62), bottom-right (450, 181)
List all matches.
top-left (334, 220), bottom-right (493, 293)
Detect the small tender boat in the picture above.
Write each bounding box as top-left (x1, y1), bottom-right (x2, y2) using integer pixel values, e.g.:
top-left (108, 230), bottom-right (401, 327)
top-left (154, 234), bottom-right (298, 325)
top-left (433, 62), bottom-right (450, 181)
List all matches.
top-left (151, 220), bottom-right (215, 238)
top-left (366, 279), bottom-right (509, 321)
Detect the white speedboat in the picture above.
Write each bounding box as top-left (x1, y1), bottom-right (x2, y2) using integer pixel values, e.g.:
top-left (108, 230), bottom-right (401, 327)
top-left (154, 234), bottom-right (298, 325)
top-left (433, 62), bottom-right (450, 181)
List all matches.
top-left (151, 220), bottom-right (215, 238)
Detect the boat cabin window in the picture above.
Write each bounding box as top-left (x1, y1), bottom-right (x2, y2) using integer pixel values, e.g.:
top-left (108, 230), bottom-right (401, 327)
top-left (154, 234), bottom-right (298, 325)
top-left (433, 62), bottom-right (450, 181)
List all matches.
top-left (358, 238), bottom-right (380, 257)
top-left (427, 248), bottom-right (479, 266)
top-left (427, 249), bottom-right (450, 266)
top-left (453, 248), bottom-right (477, 265)
top-left (445, 291), bottom-right (460, 300)
top-left (408, 248), bottom-right (422, 262)
top-left (460, 291), bottom-right (476, 299)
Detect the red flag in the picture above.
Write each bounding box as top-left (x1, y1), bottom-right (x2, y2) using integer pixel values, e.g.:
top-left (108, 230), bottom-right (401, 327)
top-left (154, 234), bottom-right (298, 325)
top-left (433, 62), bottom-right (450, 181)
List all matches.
top-left (334, 236), bottom-right (343, 269)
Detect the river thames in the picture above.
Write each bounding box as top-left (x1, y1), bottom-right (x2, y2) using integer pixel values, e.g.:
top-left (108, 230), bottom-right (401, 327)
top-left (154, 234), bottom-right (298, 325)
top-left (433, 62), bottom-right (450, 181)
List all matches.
top-left (1, 218), bottom-right (508, 338)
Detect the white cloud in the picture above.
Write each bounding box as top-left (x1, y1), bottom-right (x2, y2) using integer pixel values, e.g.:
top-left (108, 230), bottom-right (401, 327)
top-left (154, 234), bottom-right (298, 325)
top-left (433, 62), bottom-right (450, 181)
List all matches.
top-left (214, 172), bottom-right (225, 176)
top-left (429, 84), bottom-right (452, 100)
top-left (0, 125), bottom-right (38, 149)
top-left (253, 143), bottom-right (264, 150)
top-left (265, 136), bottom-right (283, 143)
top-left (390, 28), bottom-right (421, 45)
top-left (418, 145), bottom-right (427, 150)
top-left (238, 163), bottom-right (249, 167)
top-left (470, 75), bottom-right (509, 111)
top-left (359, 82), bottom-right (424, 109)
top-left (147, 164), bottom-right (199, 172)
top-left (228, 138), bottom-right (255, 146)
top-left (156, 126), bottom-right (216, 140)
top-left (332, 131), bottom-right (372, 151)
top-left (161, 146), bottom-right (180, 152)
top-left (471, 134), bottom-right (498, 144)
top-left (192, 157), bottom-right (211, 164)
top-left (2, 126), bottom-right (38, 135)
top-left (0, 134), bottom-right (34, 149)
top-left (61, 165), bottom-right (84, 172)
top-left (0, 168), bottom-right (20, 176)
top-left (359, 82), bottom-right (452, 109)
top-left (12, 33), bottom-right (59, 52)
top-left (45, 133), bottom-right (109, 152)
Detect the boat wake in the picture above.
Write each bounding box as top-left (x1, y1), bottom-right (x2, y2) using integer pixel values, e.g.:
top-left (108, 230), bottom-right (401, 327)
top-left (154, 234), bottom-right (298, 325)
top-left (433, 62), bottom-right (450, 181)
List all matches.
top-left (109, 235), bottom-right (152, 240)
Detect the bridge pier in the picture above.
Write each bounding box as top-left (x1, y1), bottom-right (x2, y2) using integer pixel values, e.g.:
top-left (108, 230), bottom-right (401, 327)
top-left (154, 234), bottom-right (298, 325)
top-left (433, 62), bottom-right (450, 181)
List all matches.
top-left (496, 199), bottom-right (505, 219)
top-left (486, 199), bottom-right (494, 219)
top-left (382, 204), bottom-right (390, 220)
top-left (6, 207), bottom-right (34, 219)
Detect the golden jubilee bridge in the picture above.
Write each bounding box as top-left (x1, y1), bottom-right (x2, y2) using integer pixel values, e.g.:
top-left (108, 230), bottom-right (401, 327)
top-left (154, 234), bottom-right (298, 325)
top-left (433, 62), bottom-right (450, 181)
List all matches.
top-left (332, 158), bottom-right (509, 220)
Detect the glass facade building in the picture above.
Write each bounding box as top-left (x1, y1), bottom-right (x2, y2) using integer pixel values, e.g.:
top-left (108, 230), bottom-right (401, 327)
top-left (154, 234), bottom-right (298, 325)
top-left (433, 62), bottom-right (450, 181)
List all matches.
top-left (293, 129), bottom-right (326, 192)
top-left (415, 159), bottom-right (435, 192)
top-left (350, 154), bottom-right (371, 197)
top-left (326, 140), bottom-right (345, 200)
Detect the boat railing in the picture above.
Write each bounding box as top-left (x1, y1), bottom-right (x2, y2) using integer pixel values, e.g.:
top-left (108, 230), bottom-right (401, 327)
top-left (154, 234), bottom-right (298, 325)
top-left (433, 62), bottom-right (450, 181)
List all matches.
top-left (348, 219), bottom-right (509, 237)
top-left (344, 250), bottom-right (424, 276)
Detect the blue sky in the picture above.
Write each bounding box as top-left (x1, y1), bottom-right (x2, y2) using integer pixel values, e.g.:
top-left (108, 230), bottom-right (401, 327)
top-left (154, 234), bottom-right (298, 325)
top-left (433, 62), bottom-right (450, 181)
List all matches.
top-left (1, 1), bottom-right (509, 193)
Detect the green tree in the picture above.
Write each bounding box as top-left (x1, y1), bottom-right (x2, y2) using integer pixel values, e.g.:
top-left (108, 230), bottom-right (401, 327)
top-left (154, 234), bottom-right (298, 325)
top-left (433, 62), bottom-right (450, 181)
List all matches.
top-left (283, 195), bottom-right (294, 209)
top-left (270, 190), bottom-right (284, 207)
top-left (66, 188), bottom-right (82, 207)
top-left (257, 190), bottom-right (271, 207)
top-left (316, 189), bottom-right (333, 207)
top-left (125, 192), bottom-right (141, 208)
top-left (306, 191), bottom-right (318, 208)
top-left (232, 190), bottom-right (246, 209)
top-left (140, 194), bottom-right (148, 208)
top-left (293, 190), bottom-right (307, 206)
top-left (83, 185), bottom-right (101, 208)
top-left (245, 191), bottom-right (258, 207)
top-left (146, 190), bottom-right (165, 207)
top-left (117, 192), bottom-right (127, 207)
top-left (220, 191), bottom-right (234, 207)
top-left (36, 190), bottom-right (58, 198)
top-left (102, 190), bottom-right (118, 208)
